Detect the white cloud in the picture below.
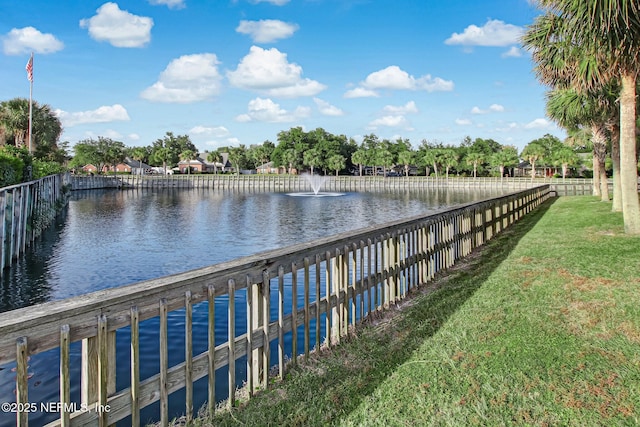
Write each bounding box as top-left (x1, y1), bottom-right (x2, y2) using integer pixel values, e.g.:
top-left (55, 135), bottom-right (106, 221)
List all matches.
top-left (343, 87), bottom-right (379, 98)
top-left (189, 125), bottom-right (230, 137)
top-left (495, 122), bottom-right (519, 132)
top-left (383, 101), bottom-right (418, 114)
top-left (2, 27), bottom-right (64, 55)
top-left (455, 118), bottom-right (472, 126)
top-left (236, 20), bottom-right (299, 43)
top-left (235, 97), bottom-right (311, 123)
top-left (55, 104), bottom-right (130, 127)
top-left (349, 66), bottom-right (453, 96)
top-left (227, 46), bottom-right (325, 97)
top-left (80, 2), bottom-right (153, 48)
top-left (128, 133), bottom-right (141, 141)
top-left (141, 53), bottom-right (222, 103)
top-left (524, 118), bottom-right (552, 129)
top-left (471, 103), bottom-right (504, 114)
top-left (148, 0), bottom-right (186, 9)
top-left (445, 19), bottom-right (524, 47)
top-left (313, 98), bottom-right (344, 116)
top-left (502, 46), bottom-right (522, 58)
top-left (369, 115), bottom-right (411, 130)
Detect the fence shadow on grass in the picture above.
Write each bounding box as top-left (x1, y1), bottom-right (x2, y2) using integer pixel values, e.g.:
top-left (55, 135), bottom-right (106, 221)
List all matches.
top-left (203, 197), bottom-right (558, 427)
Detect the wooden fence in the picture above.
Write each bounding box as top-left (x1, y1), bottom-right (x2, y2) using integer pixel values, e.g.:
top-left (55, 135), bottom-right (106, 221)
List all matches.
top-left (71, 174), bottom-right (593, 195)
top-left (0, 186), bottom-right (550, 426)
top-left (0, 173), bottom-right (70, 274)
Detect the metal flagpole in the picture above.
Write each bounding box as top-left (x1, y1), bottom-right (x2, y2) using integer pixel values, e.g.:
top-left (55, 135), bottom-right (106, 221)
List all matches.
top-left (26, 52), bottom-right (33, 153)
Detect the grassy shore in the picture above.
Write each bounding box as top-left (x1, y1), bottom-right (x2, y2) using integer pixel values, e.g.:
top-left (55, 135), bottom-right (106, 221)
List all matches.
top-left (195, 196), bottom-right (640, 426)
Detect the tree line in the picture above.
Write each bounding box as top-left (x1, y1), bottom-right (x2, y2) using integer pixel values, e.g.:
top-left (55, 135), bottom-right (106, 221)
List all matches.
top-left (70, 127), bottom-right (587, 179)
top-left (2, 96), bottom-right (591, 185)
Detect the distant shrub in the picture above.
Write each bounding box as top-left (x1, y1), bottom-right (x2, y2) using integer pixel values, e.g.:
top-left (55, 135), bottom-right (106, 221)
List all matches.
top-left (0, 151), bottom-right (25, 187)
top-left (32, 159), bottom-right (66, 179)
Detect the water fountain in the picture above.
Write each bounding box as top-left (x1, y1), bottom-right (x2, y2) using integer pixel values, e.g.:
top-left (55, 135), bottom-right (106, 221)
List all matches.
top-left (287, 173), bottom-right (345, 197)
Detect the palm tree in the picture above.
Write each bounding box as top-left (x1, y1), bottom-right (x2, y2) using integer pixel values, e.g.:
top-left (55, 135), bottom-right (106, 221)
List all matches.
top-left (465, 152), bottom-right (484, 179)
top-left (303, 148), bottom-right (322, 175)
top-left (131, 147), bottom-right (147, 175)
top-left (327, 154), bottom-right (346, 177)
top-left (180, 150), bottom-right (196, 175)
top-left (545, 87), bottom-right (616, 201)
top-left (153, 147), bottom-right (171, 175)
top-left (524, 1), bottom-right (640, 234)
top-left (397, 151), bottom-right (414, 177)
top-left (283, 148), bottom-right (297, 174)
top-left (227, 146), bottom-right (245, 176)
top-left (440, 148), bottom-right (458, 180)
top-left (551, 145), bottom-right (580, 180)
top-left (521, 142), bottom-right (546, 181)
top-left (423, 149), bottom-right (442, 179)
top-left (351, 149), bottom-right (367, 177)
top-left (0, 98), bottom-right (62, 157)
top-left (490, 146), bottom-right (519, 179)
top-left (207, 150), bottom-right (221, 174)
top-left (376, 148), bottom-right (394, 177)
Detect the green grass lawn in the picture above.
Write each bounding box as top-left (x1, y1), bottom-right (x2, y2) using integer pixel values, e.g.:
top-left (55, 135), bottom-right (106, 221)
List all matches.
top-left (196, 196), bottom-right (640, 427)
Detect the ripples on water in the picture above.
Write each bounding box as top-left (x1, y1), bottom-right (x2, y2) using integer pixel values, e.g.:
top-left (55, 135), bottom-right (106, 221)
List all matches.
top-left (0, 187), bottom-right (503, 426)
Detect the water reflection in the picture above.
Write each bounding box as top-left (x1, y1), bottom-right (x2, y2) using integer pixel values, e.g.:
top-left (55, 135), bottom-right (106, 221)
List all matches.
top-left (0, 187), bottom-right (504, 426)
top-left (1, 187), bottom-right (500, 311)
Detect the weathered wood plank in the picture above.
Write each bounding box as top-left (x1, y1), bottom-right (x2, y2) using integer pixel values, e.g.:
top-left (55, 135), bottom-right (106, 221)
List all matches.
top-left (16, 337), bottom-right (28, 427)
top-left (227, 279), bottom-right (236, 408)
top-left (207, 284), bottom-right (216, 413)
top-left (184, 291), bottom-right (193, 422)
top-left (130, 306), bottom-right (140, 427)
top-left (291, 262), bottom-right (298, 364)
top-left (277, 266), bottom-right (285, 379)
top-left (159, 299), bottom-right (168, 427)
top-left (60, 325), bottom-right (70, 427)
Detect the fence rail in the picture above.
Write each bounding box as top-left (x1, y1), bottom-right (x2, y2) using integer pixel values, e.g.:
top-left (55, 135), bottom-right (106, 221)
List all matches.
top-left (70, 174), bottom-right (593, 195)
top-left (0, 173), bottom-right (70, 274)
top-left (0, 186), bottom-right (550, 426)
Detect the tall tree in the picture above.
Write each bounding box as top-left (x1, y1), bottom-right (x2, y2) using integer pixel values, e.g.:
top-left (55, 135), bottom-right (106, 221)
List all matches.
top-left (0, 98), bottom-right (62, 158)
top-left (545, 87), bottom-right (616, 201)
top-left (282, 148), bottom-right (297, 175)
top-left (71, 137), bottom-right (125, 175)
top-left (551, 145), bottom-right (580, 180)
top-left (327, 154), bottom-right (346, 177)
top-left (521, 142), bottom-right (546, 181)
top-left (303, 148), bottom-right (322, 175)
top-left (180, 149), bottom-right (196, 175)
top-left (465, 152), bottom-right (484, 179)
top-left (131, 147), bottom-right (147, 175)
top-left (397, 150), bottom-right (414, 177)
top-left (422, 148), bottom-right (442, 179)
top-left (351, 148), bottom-right (368, 176)
top-left (227, 145), bottom-right (247, 175)
top-left (490, 146), bottom-right (519, 178)
top-left (524, 1), bottom-right (640, 234)
top-left (207, 150), bottom-right (221, 174)
top-left (150, 132), bottom-right (197, 170)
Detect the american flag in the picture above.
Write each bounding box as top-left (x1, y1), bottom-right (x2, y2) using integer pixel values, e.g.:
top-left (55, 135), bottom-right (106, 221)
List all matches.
top-left (26, 54), bottom-right (33, 82)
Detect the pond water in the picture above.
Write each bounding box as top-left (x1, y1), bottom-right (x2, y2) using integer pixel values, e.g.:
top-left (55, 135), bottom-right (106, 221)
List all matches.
top-left (0, 187), bottom-right (504, 426)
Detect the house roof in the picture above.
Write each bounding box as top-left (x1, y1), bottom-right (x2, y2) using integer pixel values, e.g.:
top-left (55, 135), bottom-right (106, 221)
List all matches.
top-left (124, 157), bottom-right (152, 169)
top-left (177, 157), bottom-right (205, 165)
top-left (257, 161), bottom-right (275, 169)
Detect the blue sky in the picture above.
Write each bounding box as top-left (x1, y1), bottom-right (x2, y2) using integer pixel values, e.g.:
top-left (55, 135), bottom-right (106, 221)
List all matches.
top-left (0, 0), bottom-right (564, 153)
